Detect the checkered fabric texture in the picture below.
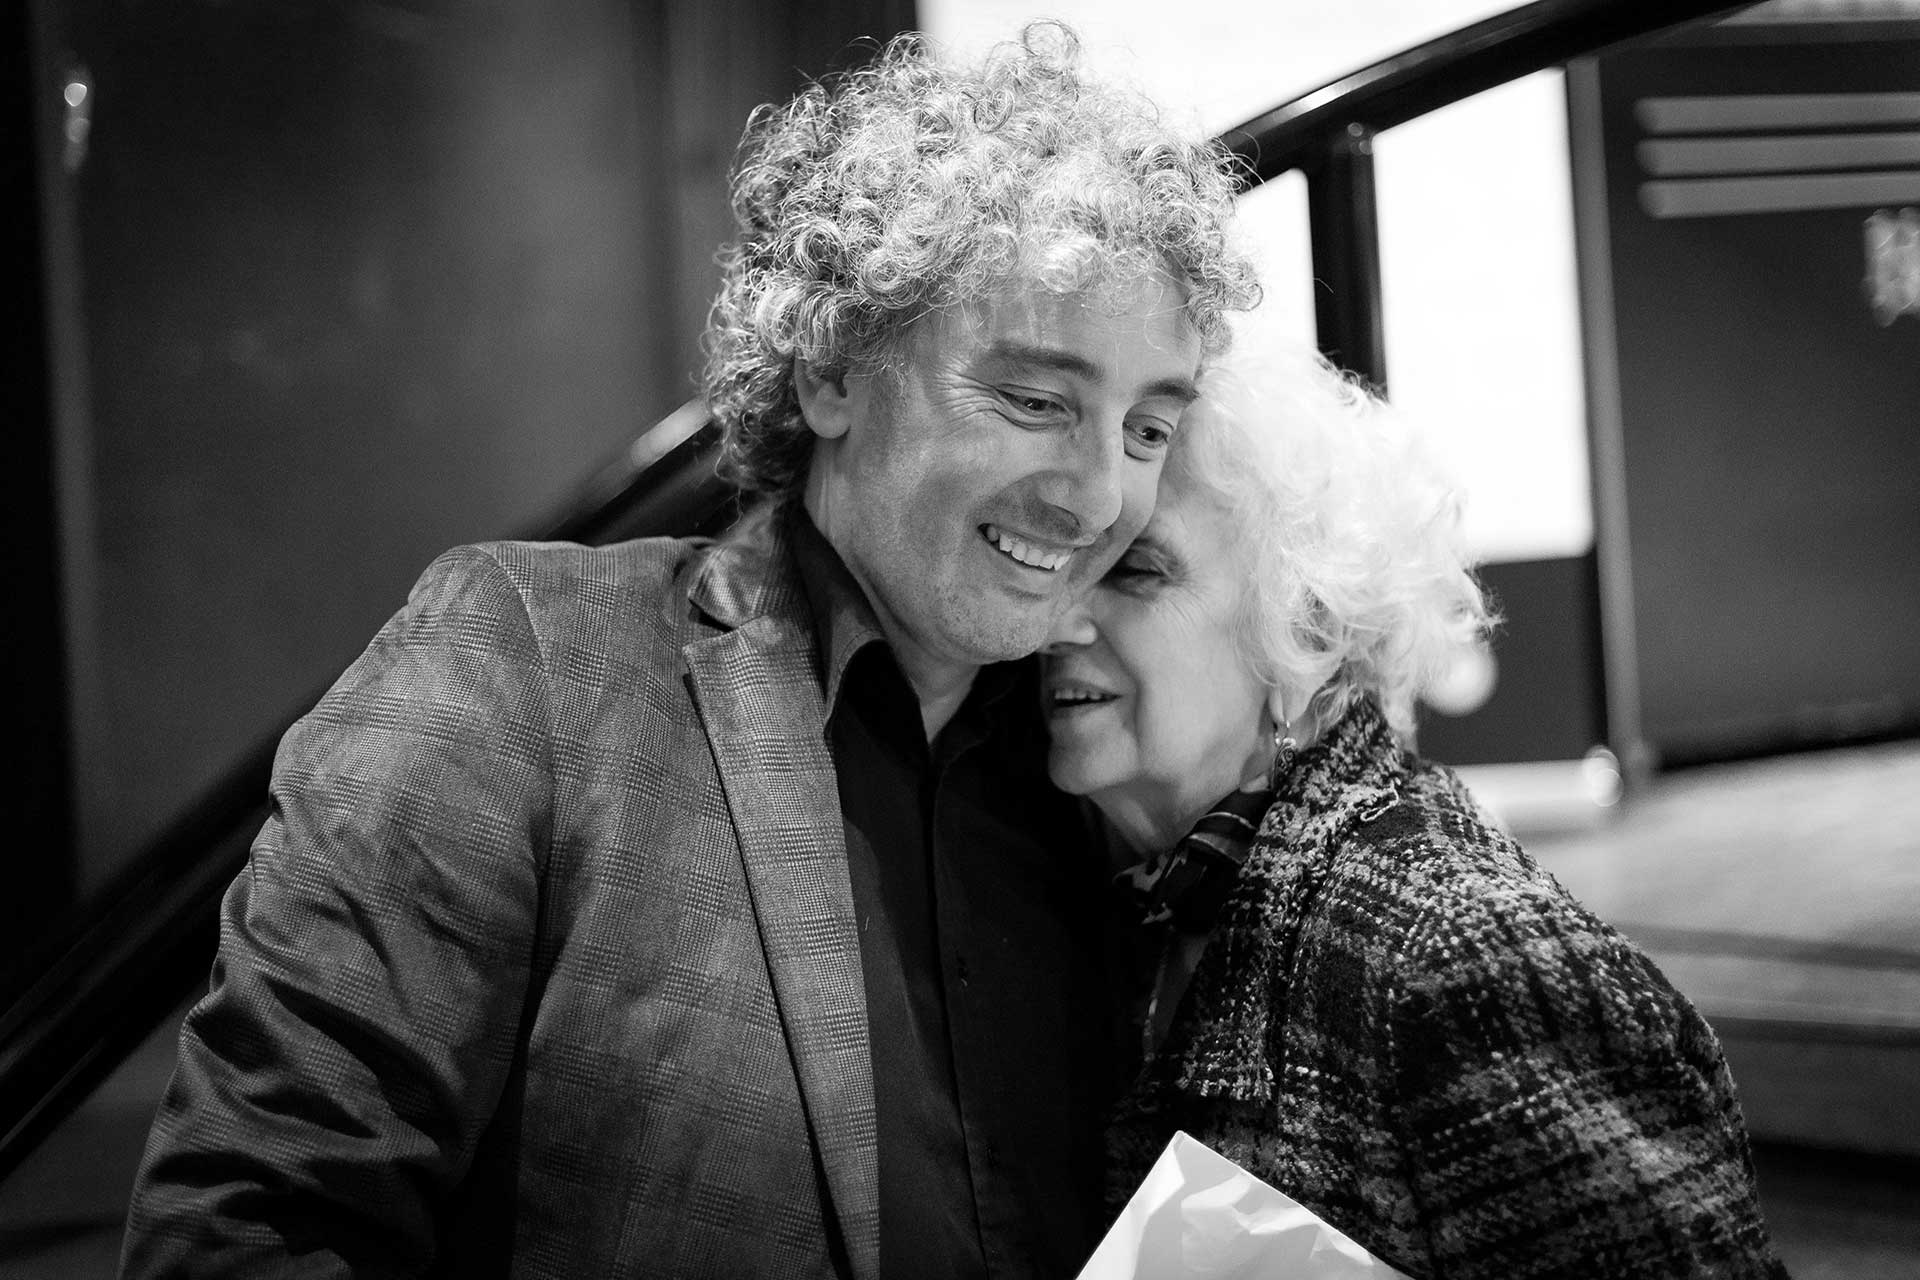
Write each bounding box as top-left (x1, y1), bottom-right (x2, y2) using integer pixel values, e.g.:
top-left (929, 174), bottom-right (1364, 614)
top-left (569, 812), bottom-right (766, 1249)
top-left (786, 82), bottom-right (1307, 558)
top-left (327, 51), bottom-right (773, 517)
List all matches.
top-left (121, 508), bottom-right (881, 1279)
top-left (1106, 699), bottom-right (1790, 1280)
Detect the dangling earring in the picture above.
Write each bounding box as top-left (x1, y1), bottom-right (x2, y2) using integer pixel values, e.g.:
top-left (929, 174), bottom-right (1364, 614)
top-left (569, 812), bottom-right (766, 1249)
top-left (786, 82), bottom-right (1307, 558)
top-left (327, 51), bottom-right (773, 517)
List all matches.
top-left (1266, 718), bottom-right (1298, 793)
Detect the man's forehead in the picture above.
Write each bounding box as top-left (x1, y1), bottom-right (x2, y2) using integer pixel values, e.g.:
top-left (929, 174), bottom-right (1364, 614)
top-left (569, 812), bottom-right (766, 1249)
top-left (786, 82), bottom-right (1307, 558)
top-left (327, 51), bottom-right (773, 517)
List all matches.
top-left (922, 280), bottom-right (1201, 391)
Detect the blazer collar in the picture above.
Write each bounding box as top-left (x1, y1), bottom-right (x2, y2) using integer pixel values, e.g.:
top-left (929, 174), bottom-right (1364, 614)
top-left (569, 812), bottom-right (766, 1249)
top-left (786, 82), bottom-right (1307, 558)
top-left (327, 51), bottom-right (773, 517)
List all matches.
top-left (686, 500), bottom-right (811, 637)
top-left (681, 502), bottom-right (880, 1280)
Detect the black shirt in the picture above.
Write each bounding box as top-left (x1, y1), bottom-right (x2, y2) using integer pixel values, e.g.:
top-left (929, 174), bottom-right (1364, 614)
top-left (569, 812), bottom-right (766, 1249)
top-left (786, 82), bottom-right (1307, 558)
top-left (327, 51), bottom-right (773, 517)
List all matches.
top-left (788, 508), bottom-right (1116, 1279)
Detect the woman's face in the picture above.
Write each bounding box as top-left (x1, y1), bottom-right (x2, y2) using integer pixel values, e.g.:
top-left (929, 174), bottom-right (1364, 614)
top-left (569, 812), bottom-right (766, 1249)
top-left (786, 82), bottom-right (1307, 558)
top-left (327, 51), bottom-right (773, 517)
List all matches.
top-left (1040, 469), bottom-right (1272, 853)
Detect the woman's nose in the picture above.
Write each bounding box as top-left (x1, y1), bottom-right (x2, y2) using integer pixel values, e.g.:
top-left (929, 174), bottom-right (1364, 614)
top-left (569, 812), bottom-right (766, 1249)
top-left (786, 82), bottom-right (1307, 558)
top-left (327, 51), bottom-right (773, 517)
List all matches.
top-left (1042, 601), bottom-right (1098, 652)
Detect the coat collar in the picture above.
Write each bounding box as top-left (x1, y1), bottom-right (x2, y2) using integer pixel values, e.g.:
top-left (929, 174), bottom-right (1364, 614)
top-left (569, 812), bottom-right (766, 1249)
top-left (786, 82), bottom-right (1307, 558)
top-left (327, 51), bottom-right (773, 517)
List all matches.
top-left (681, 501), bottom-right (880, 1280)
top-left (1156, 698), bottom-right (1407, 1107)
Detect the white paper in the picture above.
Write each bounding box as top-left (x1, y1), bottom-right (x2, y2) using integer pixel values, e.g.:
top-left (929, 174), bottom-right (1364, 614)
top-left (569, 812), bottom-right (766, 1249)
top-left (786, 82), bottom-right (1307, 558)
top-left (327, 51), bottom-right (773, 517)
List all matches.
top-left (1078, 1132), bottom-right (1412, 1280)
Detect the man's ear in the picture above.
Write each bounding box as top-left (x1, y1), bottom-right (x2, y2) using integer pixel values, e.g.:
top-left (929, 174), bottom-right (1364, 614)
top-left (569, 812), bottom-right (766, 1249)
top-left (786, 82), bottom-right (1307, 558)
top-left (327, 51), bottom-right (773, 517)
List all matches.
top-left (793, 359), bottom-right (854, 440)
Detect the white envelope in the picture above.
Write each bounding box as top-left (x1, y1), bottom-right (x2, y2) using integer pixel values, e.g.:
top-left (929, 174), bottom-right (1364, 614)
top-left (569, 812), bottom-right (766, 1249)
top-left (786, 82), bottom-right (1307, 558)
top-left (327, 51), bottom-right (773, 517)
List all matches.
top-left (1077, 1131), bottom-right (1413, 1280)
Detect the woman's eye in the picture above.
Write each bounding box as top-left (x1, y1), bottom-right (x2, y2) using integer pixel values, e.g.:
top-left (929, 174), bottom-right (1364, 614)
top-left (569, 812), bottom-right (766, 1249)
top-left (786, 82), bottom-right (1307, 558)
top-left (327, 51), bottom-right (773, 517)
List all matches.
top-left (1103, 556), bottom-right (1163, 592)
top-left (1001, 390), bottom-right (1064, 418)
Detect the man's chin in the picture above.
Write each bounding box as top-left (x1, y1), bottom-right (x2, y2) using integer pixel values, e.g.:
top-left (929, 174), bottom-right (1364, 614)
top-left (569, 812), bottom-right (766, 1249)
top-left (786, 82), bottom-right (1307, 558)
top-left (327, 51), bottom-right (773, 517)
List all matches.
top-left (946, 609), bottom-right (1060, 666)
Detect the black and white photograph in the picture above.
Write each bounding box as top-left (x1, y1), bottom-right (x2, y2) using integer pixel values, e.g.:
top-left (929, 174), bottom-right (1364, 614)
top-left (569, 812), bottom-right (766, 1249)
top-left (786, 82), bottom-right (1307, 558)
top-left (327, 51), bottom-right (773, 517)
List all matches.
top-left (3, 0), bottom-right (1916, 1275)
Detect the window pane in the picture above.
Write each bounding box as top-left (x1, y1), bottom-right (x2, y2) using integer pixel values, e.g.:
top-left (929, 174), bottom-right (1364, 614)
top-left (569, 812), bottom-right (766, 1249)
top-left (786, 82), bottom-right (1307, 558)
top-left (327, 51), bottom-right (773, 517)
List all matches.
top-left (1226, 171), bottom-right (1316, 357)
top-left (1375, 71), bottom-right (1593, 563)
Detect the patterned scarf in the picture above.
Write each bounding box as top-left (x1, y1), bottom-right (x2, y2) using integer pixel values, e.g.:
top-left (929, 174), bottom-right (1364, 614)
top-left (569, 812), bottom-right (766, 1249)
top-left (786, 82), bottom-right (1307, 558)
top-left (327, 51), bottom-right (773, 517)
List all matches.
top-left (1114, 780), bottom-right (1274, 930)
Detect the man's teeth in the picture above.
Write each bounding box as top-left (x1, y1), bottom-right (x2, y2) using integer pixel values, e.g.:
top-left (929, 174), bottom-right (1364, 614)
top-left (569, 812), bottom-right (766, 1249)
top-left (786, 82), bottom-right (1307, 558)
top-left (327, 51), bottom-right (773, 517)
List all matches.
top-left (984, 524), bottom-right (1072, 572)
top-left (1051, 687), bottom-right (1114, 706)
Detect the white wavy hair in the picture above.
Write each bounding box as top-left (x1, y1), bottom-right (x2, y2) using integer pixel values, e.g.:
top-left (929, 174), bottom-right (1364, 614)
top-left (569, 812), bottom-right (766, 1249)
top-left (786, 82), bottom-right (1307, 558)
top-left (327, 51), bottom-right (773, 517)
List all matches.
top-left (1170, 343), bottom-right (1494, 745)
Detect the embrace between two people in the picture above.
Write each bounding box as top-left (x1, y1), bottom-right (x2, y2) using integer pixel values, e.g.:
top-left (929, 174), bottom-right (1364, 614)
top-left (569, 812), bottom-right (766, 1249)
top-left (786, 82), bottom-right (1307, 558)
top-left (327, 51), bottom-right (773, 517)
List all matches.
top-left (120, 22), bottom-right (1786, 1280)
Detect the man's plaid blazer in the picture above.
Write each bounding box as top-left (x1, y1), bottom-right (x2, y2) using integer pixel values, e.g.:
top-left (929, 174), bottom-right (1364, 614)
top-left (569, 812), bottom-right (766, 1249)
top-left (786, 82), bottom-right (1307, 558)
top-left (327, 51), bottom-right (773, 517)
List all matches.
top-left (122, 508), bottom-right (887, 1278)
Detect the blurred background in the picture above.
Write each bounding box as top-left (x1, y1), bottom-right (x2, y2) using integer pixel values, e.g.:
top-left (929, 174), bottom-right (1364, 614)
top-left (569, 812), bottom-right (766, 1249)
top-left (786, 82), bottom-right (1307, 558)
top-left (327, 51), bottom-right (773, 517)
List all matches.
top-left (5, 0), bottom-right (1917, 1274)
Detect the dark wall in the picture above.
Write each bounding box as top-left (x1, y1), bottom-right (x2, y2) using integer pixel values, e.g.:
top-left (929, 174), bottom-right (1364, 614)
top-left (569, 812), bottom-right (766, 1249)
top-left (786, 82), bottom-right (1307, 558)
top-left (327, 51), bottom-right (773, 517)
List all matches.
top-left (1578, 21), bottom-right (1920, 768)
top-left (20, 0), bottom-right (911, 925)
top-left (8, 0), bottom-right (75, 959)
top-left (1417, 553), bottom-right (1610, 767)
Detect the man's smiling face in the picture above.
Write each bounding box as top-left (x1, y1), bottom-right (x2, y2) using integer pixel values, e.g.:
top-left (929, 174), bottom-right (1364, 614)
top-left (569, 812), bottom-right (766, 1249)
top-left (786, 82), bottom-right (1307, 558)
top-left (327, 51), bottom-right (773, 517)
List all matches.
top-left (799, 275), bottom-right (1202, 688)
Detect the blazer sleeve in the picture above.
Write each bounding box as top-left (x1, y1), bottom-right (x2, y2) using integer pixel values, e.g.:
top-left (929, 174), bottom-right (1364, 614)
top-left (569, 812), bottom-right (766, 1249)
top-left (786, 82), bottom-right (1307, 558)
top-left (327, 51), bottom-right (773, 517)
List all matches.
top-left (1387, 874), bottom-right (1789, 1280)
top-left (120, 546), bottom-right (554, 1279)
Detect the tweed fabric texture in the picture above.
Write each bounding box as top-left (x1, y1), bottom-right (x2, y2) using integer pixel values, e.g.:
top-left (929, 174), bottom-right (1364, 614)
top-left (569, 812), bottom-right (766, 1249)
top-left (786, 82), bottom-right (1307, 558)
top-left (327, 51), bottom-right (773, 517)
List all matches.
top-left (1107, 699), bottom-right (1788, 1280)
top-left (121, 508), bottom-right (881, 1279)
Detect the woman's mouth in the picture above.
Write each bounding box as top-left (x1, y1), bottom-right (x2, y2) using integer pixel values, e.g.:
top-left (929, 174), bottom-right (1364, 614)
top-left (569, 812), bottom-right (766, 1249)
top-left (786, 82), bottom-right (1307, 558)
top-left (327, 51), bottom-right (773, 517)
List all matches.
top-left (1046, 682), bottom-right (1117, 712)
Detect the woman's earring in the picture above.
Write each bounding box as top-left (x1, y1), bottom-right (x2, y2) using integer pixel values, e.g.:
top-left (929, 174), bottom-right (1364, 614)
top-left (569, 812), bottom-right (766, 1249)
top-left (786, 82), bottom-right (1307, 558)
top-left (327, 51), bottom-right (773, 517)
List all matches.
top-left (1266, 719), bottom-right (1298, 793)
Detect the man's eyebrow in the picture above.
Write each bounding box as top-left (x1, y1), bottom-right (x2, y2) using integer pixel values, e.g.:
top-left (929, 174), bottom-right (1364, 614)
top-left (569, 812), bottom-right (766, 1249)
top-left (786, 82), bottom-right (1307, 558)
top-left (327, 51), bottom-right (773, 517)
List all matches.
top-left (984, 340), bottom-right (1101, 380)
top-left (983, 341), bottom-right (1199, 404)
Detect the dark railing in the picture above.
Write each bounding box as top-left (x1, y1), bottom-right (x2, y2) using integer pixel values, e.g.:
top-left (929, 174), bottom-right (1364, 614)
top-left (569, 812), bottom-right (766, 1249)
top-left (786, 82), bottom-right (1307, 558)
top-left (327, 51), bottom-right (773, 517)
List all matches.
top-left (0, 0), bottom-right (1754, 1184)
top-left (1220, 0), bottom-right (1747, 388)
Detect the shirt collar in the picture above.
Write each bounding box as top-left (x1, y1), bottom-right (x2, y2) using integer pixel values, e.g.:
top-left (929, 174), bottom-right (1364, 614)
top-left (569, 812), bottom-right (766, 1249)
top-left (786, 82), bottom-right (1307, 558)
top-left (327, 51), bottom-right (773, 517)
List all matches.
top-left (786, 502), bottom-right (890, 721)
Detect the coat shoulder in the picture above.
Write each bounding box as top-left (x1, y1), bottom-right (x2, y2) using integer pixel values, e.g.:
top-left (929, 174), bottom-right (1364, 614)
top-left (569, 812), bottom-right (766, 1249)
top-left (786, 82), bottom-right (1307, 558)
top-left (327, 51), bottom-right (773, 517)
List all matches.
top-left (1321, 759), bottom-right (1710, 1065)
top-left (1317, 760), bottom-right (1599, 954)
top-left (458, 536), bottom-right (715, 634)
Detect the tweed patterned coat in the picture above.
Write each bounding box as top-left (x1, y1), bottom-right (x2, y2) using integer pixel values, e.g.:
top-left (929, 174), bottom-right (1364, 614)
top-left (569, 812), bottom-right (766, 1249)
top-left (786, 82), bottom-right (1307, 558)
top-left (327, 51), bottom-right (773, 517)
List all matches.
top-left (1108, 700), bottom-right (1788, 1279)
top-left (121, 509), bottom-right (887, 1279)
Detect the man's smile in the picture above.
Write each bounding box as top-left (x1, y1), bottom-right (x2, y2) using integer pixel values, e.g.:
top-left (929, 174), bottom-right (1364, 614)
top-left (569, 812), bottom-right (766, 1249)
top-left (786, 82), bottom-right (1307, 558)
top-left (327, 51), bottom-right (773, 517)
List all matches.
top-left (981, 523), bottom-right (1079, 573)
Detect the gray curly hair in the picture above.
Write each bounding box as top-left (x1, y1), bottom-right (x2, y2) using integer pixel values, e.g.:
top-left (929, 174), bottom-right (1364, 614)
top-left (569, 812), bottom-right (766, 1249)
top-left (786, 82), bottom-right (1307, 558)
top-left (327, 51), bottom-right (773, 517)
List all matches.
top-left (703, 22), bottom-right (1261, 495)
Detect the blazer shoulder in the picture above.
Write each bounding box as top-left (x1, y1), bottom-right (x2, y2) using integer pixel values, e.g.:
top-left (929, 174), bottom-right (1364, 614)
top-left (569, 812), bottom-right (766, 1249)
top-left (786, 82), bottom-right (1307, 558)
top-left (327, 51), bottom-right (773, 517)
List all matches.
top-left (429, 536), bottom-right (719, 645)
top-left (457, 535), bottom-right (711, 598)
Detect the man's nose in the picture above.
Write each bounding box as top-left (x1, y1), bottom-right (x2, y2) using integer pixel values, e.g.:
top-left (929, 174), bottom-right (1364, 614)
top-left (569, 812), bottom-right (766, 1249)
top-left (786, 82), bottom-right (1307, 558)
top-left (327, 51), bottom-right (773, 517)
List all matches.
top-left (1042, 600), bottom-right (1098, 652)
top-left (1042, 419), bottom-right (1126, 534)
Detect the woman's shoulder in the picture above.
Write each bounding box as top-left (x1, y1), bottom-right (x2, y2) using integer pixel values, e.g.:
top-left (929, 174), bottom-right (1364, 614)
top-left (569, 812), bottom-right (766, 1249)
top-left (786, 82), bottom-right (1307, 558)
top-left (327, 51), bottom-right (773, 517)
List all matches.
top-left (1303, 759), bottom-right (1638, 973)
top-left (1253, 703), bottom-right (1564, 922)
top-left (1316, 759), bottom-right (1705, 1037)
top-left (1283, 754), bottom-right (1521, 893)
top-left (1372, 761), bottom-right (1542, 874)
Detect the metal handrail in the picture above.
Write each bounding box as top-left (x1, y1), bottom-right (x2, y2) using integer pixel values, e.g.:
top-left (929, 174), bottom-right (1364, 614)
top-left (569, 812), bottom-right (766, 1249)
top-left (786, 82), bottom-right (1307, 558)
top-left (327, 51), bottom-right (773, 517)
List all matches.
top-left (1222, 0), bottom-right (1748, 388)
top-left (0, 0), bottom-right (1759, 1184)
top-left (1221, 0), bottom-right (1745, 182)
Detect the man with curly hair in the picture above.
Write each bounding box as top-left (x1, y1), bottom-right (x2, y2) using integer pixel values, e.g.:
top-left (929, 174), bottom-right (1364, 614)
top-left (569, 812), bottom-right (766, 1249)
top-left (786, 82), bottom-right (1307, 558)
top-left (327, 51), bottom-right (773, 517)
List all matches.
top-left (122, 24), bottom-right (1256, 1280)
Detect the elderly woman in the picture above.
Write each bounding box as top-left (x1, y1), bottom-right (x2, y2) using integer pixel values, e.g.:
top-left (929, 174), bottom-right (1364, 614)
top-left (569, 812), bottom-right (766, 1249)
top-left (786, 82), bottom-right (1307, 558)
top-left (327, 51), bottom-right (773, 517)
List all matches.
top-left (1042, 345), bottom-right (1787, 1278)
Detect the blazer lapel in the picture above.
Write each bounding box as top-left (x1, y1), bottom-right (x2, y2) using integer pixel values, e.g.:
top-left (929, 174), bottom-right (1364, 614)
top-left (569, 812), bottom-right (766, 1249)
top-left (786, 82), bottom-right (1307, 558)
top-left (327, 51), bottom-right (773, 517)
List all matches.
top-left (682, 519), bottom-right (879, 1280)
